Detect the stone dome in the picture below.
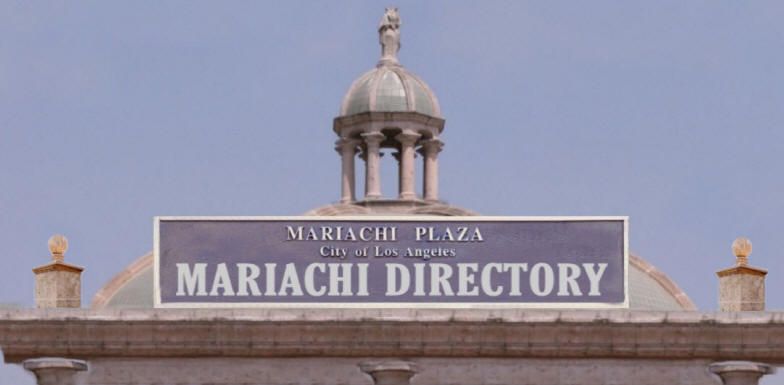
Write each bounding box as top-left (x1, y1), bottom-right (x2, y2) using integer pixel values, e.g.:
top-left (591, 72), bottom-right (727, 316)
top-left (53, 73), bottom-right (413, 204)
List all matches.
top-left (340, 65), bottom-right (440, 117)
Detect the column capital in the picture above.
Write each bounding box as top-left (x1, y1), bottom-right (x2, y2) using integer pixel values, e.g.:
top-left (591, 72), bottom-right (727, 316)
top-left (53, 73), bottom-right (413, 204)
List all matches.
top-left (395, 131), bottom-right (421, 146)
top-left (360, 361), bottom-right (419, 385)
top-left (24, 358), bottom-right (88, 385)
top-left (419, 138), bottom-right (444, 154)
top-left (710, 361), bottom-right (774, 385)
top-left (361, 132), bottom-right (386, 146)
top-left (335, 138), bottom-right (360, 154)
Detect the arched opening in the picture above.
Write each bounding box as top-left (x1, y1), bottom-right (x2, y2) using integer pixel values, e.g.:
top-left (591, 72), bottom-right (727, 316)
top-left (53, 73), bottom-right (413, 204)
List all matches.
top-left (355, 150), bottom-right (367, 201)
top-left (416, 145), bottom-right (424, 199)
top-left (379, 148), bottom-right (399, 198)
top-left (376, 129), bottom-right (402, 199)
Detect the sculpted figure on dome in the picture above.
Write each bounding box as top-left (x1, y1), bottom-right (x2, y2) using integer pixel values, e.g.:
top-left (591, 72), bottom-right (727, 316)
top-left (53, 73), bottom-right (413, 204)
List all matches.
top-left (378, 7), bottom-right (401, 64)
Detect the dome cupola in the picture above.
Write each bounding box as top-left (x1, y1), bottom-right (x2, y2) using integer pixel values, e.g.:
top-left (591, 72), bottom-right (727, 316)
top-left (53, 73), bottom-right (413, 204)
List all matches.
top-left (340, 66), bottom-right (440, 117)
top-left (339, 8), bottom-right (440, 118)
top-left (332, 8), bottom-right (444, 205)
top-left (333, 8), bottom-right (445, 206)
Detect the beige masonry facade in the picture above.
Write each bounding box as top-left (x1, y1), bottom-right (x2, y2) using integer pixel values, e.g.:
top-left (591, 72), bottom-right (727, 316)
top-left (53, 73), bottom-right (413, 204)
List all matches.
top-left (2, 8), bottom-right (781, 385)
top-left (1, 309), bottom-right (783, 384)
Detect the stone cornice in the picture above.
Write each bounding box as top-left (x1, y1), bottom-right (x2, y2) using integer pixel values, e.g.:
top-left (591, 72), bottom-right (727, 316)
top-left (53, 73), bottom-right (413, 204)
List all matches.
top-left (31, 261), bottom-right (84, 274)
top-left (716, 264), bottom-right (768, 277)
top-left (1, 309), bottom-right (784, 363)
top-left (333, 112), bottom-right (445, 134)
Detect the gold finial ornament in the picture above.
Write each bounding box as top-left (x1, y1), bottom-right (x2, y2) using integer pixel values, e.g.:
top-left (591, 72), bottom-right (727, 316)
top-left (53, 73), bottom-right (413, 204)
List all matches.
top-left (48, 234), bottom-right (68, 262)
top-left (732, 237), bottom-right (751, 265)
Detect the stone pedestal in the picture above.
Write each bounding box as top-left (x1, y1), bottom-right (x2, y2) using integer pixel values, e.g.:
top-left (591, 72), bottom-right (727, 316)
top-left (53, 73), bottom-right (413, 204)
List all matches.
top-left (33, 261), bottom-right (84, 308)
top-left (717, 265), bottom-right (767, 311)
top-left (33, 234), bottom-right (84, 308)
top-left (709, 361), bottom-right (774, 385)
top-left (360, 361), bottom-right (419, 385)
top-left (23, 358), bottom-right (87, 385)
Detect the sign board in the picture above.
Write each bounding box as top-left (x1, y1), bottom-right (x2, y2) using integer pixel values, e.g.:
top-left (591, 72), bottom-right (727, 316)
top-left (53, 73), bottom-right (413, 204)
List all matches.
top-left (154, 216), bottom-right (628, 308)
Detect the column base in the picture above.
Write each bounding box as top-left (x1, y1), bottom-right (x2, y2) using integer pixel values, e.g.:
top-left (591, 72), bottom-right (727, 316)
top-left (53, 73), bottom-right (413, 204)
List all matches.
top-left (398, 193), bottom-right (418, 200)
top-left (364, 193), bottom-right (383, 200)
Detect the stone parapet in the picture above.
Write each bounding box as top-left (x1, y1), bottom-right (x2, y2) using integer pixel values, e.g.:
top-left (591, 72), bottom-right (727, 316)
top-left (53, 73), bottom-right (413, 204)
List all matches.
top-left (1, 309), bottom-right (784, 363)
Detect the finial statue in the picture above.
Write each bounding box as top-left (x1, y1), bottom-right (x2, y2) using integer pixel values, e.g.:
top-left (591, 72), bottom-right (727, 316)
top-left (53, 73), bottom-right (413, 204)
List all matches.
top-left (732, 237), bottom-right (752, 265)
top-left (378, 7), bottom-right (401, 65)
top-left (48, 234), bottom-right (68, 262)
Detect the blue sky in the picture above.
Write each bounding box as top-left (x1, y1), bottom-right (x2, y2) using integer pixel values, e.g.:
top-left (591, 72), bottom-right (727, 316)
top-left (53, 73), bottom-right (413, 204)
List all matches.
top-left (1, 1), bottom-right (784, 381)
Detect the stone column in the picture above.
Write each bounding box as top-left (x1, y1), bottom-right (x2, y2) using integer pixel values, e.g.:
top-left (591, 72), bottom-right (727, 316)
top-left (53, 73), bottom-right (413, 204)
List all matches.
top-left (33, 234), bottom-right (84, 308)
top-left (710, 361), bottom-right (774, 385)
top-left (336, 138), bottom-right (360, 203)
top-left (362, 132), bottom-right (385, 200)
top-left (419, 138), bottom-right (443, 202)
top-left (395, 131), bottom-right (421, 200)
top-left (23, 358), bottom-right (88, 385)
top-left (360, 361), bottom-right (419, 385)
top-left (717, 237), bottom-right (767, 311)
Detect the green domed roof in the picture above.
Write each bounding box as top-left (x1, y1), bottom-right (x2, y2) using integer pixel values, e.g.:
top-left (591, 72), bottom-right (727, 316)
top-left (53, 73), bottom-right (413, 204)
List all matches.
top-left (340, 65), bottom-right (440, 117)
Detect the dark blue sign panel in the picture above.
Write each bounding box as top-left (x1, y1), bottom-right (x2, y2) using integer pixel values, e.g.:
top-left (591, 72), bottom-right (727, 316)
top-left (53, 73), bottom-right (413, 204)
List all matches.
top-left (154, 217), bottom-right (628, 308)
